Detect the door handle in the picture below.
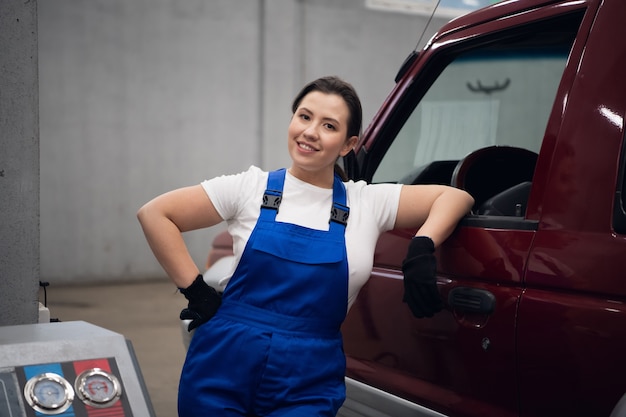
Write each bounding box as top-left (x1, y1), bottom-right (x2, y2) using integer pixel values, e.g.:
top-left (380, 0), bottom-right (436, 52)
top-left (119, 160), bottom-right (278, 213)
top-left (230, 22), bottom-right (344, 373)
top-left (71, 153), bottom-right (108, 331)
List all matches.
top-left (448, 287), bottom-right (496, 314)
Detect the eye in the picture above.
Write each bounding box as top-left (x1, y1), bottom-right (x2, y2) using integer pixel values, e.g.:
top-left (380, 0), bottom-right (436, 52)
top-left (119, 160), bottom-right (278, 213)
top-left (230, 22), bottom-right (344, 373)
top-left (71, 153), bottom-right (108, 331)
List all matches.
top-left (324, 123), bottom-right (336, 131)
top-left (298, 113), bottom-right (311, 121)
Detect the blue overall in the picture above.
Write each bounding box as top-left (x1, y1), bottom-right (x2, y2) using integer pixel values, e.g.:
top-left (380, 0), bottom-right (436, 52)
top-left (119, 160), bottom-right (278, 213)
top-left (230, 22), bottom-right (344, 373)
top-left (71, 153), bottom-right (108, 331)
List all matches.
top-left (179, 169), bottom-right (350, 417)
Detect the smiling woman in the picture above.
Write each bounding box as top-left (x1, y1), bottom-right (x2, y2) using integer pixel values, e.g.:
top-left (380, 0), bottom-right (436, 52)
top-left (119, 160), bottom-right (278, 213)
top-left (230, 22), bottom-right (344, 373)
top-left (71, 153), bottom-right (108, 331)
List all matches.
top-left (136, 75), bottom-right (473, 416)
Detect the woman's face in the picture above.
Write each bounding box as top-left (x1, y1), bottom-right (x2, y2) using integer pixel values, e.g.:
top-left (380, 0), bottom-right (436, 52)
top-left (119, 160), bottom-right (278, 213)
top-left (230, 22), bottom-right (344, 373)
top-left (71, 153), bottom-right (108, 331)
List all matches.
top-left (287, 91), bottom-right (357, 187)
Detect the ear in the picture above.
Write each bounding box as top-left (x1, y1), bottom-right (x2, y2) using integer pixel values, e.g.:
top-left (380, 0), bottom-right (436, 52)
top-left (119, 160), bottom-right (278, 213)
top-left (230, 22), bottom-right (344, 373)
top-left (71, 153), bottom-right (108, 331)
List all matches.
top-left (340, 136), bottom-right (358, 157)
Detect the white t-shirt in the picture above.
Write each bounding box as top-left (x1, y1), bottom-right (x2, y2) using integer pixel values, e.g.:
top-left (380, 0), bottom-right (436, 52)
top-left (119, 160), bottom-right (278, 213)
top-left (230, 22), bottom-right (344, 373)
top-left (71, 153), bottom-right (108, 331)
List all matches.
top-left (201, 166), bottom-right (402, 309)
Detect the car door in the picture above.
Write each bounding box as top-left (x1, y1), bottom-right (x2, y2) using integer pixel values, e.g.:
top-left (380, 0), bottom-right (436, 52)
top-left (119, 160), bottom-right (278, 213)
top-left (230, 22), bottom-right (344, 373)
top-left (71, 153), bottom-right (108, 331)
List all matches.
top-left (341, 3), bottom-right (587, 416)
top-left (516, 0), bottom-right (626, 415)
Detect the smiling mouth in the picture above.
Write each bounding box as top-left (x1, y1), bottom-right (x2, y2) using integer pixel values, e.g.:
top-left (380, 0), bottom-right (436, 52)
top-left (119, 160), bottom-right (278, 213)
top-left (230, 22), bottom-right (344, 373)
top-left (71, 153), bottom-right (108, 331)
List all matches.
top-left (297, 141), bottom-right (318, 151)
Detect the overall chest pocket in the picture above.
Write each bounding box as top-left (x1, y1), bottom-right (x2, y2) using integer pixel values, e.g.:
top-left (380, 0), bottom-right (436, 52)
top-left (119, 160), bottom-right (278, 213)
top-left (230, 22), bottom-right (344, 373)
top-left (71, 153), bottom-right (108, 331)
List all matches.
top-left (251, 222), bottom-right (345, 265)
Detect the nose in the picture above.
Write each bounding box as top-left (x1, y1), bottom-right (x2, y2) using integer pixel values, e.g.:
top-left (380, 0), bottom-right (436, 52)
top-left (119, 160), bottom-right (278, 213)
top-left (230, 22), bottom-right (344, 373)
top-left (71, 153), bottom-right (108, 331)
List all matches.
top-left (302, 123), bottom-right (319, 140)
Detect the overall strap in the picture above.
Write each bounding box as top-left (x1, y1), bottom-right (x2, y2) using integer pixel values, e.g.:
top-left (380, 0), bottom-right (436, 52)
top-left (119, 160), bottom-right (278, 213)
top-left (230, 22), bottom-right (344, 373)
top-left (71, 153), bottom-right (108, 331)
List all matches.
top-left (259, 169), bottom-right (350, 230)
top-left (259, 169), bottom-right (286, 222)
top-left (329, 174), bottom-right (349, 233)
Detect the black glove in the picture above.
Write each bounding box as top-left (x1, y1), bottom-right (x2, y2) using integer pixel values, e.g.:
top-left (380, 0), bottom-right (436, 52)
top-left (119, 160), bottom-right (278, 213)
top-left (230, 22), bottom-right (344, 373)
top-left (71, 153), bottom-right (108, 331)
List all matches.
top-left (179, 274), bottom-right (222, 331)
top-left (401, 236), bottom-right (443, 318)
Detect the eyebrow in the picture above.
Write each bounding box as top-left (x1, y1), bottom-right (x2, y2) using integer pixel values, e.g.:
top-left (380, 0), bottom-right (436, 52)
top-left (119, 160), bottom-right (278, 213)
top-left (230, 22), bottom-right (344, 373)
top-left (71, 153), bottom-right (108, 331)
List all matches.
top-left (298, 106), bottom-right (342, 127)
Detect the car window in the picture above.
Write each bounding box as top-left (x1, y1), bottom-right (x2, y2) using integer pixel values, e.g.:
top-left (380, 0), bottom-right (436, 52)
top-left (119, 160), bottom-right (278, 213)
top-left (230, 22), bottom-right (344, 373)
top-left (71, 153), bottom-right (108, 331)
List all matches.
top-left (372, 14), bottom-right (582, 187)
top-left (614, 129), bottom-right (626, 234)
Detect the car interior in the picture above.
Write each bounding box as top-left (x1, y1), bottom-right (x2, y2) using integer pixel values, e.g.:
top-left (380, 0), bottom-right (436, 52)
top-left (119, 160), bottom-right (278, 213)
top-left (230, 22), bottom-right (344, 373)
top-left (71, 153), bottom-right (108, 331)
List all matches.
top-left (397, 146), bottom-right (537, 216)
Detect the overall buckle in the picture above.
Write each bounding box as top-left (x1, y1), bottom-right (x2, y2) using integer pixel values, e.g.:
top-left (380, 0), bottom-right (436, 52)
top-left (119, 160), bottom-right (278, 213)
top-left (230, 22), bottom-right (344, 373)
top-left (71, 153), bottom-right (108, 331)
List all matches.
top-left (330, 202), bottom-right (349, 226)
top-left (262, 189), bottom-right (282, 211)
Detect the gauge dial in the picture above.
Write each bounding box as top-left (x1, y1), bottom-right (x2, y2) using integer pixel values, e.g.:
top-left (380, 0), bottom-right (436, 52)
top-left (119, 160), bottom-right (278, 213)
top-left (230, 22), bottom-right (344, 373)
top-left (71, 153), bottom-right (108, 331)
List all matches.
top-left (24, 373), bottom-right (74, 415)
top-left (74, 368), bottom-right (122, 408)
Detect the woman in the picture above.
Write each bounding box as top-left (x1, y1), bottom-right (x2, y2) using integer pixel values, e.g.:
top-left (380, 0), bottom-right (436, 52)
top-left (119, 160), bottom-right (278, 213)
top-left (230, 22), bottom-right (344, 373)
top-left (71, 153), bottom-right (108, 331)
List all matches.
top-left (137, 76), bottom-right (474, 416)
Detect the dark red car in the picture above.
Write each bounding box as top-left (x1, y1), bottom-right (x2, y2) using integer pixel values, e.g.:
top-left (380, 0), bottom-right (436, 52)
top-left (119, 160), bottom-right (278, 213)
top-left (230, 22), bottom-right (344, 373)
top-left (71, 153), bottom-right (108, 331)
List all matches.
top-left (189, 0), bottom-right (626, 415)
top-left (339, 0), bottom-right (626, 416)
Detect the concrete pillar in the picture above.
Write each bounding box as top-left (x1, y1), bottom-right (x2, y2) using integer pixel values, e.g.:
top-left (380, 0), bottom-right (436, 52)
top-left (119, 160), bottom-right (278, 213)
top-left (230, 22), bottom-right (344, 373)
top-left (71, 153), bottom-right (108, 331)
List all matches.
top-left (0, 0), bottom-right (40, 326)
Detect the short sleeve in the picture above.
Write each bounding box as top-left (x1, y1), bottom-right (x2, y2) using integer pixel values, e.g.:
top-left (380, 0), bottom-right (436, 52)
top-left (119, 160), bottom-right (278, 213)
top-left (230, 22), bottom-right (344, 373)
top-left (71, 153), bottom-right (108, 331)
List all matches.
top-left (201, 166), bottom-right (267, 221)
top-left (347, 181), bottom-right (402, 233)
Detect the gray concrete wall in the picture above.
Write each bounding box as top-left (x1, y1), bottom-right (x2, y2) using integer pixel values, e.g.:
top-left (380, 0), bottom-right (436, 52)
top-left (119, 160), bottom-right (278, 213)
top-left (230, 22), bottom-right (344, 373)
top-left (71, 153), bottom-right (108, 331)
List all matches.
top-left (0, 0), bottom-right (39, 325)
top-left (37, 0), bottom-right (449, 284)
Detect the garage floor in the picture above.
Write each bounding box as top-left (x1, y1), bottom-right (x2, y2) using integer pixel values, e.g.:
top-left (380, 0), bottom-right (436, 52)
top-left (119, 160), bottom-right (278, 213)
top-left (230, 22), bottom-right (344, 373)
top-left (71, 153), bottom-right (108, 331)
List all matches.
top-left (44, 279), bottom-right (187, 417)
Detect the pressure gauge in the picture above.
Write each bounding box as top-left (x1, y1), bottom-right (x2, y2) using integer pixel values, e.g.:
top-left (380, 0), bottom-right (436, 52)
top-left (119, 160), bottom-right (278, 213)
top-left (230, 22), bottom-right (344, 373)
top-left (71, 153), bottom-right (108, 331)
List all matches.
top-left (74, 368), bottom-right (122, 408)
top-left (24, 372), bottom-right (74, 415)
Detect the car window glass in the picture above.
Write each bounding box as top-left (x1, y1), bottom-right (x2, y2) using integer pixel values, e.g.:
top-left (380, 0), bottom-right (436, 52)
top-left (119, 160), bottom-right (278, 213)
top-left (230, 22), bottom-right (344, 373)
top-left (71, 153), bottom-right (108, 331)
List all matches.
top-left (373, 20), bottom-right (579, 186)
top-left (614, 129), bottom-right (626, 234)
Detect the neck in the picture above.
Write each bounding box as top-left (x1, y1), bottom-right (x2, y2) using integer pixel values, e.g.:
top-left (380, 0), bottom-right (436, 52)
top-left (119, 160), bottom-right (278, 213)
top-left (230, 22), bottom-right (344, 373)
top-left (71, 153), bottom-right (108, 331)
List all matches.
top-left (287, 166), bottom-right (334, 188)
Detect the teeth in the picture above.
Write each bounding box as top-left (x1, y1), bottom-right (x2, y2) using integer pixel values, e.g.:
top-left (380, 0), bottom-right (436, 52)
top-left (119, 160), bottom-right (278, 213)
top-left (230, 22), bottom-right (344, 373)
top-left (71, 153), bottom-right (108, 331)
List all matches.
top-left (298, 142), bottom-right (316, 151)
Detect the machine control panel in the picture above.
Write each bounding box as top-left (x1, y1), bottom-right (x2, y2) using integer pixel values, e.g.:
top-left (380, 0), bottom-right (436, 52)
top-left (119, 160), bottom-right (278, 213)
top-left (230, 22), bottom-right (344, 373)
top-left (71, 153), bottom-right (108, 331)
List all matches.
top-left (0, 321), bottom-right (155, 417)
top-left (2, 357), bottom-right (129, 416)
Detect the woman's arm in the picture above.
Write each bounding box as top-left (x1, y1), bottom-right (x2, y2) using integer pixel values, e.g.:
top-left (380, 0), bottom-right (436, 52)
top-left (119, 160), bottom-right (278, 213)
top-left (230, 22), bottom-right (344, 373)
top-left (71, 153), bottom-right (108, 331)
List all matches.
top-left (137, 184), bottom-right (224, 288)
top-left (394, 184), bottom-right (474, 246)
top-left (395, 184), bottom-right (473, 318)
